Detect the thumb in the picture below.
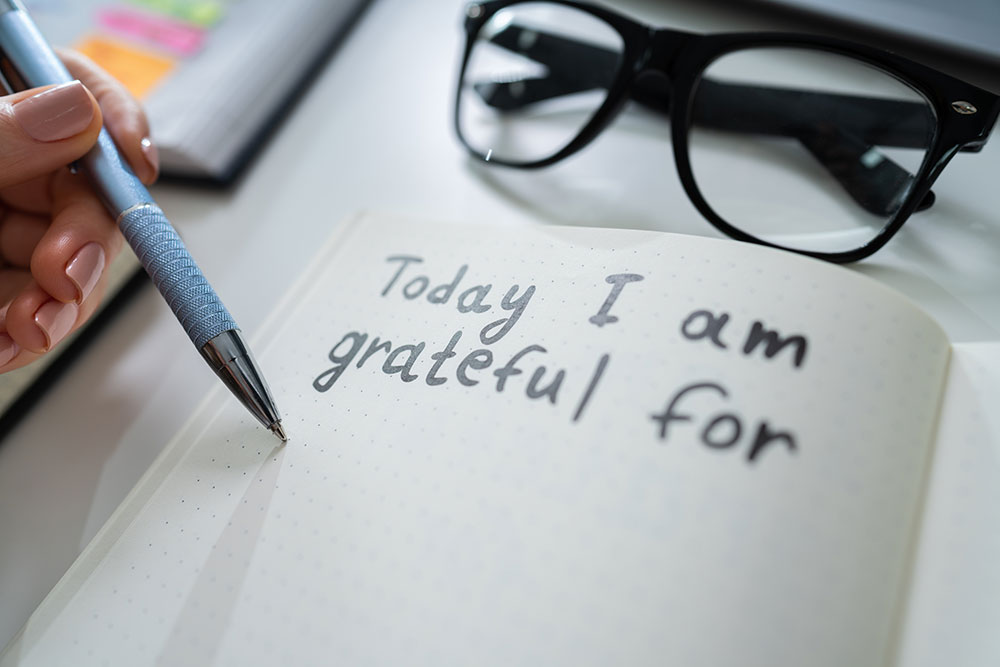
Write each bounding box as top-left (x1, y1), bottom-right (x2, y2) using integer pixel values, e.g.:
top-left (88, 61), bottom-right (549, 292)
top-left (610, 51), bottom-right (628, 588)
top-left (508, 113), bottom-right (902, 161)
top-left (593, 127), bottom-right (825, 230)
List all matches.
top-left (0, 81), bottom-right (102, 190)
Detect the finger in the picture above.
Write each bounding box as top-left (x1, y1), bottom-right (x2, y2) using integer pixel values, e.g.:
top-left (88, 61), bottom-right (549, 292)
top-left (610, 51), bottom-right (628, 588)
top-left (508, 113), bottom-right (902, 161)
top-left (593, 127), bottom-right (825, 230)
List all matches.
top-left (58, 49), bottom-right (159, 184)
top-left (0, 337), bottom-right (35, 372)
top-left (5, 280), bottom-right (74, 353)
top-left (0, 268), bottom-right (32, 367)
top-left (0, 173), bottom-right (56, 215)
top-left (3, 269), bottom-right (107, 362)
top-left (0, 208), bottom-right (49, 268)
top-left (30, 169), bottom-right (123, 304)
top-left (0, 81), bottom-right (103, 190)
top-left (0, 268), bottom-right (32, 309)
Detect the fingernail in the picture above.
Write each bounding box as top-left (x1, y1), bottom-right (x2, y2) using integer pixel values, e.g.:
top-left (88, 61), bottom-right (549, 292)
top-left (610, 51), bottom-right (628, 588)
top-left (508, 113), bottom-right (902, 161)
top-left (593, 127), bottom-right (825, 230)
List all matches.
top-left (140, 137), bottom-right (159, 177)
top-left (65, 242), bottom-right (105, 303)
top-left (12, 81), bottom-right (94, 142)
top-left (34, 301), bottom-right (78, 350)
top-left (0, 334), bottom-right (18, 366)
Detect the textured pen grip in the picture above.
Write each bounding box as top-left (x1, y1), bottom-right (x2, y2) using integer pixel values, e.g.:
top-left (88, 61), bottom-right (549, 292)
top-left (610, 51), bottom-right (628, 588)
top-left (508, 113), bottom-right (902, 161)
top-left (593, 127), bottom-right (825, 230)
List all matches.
top-left (119, 204), bottom-right (237, 348)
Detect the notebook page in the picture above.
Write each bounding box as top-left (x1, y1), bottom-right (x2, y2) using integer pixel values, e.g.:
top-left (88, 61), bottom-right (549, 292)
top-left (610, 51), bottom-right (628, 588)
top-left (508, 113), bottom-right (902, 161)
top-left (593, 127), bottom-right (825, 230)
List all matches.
top-left (3, 213), bottom-right (950, 667)
top-left (895, 342), bottom-right (1000, 667)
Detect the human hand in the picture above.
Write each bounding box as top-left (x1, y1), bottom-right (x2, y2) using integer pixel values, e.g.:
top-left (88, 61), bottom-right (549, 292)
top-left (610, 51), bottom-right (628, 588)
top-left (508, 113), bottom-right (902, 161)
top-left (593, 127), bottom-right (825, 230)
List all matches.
top-left (0, 49), bottom-right (157, 374)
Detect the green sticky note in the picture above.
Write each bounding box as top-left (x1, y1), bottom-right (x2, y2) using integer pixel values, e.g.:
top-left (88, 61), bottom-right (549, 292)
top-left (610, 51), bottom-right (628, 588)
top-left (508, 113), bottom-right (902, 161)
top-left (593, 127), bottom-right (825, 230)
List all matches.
top-left (126, 0), bottom-right (225, 27)
top-left (185, 2), bottom-right (224, 26)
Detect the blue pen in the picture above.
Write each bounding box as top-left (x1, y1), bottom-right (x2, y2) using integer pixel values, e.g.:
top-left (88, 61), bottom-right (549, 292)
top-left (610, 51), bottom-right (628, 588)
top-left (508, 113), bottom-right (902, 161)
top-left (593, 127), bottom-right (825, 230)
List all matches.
top-left (0, 0), bottom-right (286, 442)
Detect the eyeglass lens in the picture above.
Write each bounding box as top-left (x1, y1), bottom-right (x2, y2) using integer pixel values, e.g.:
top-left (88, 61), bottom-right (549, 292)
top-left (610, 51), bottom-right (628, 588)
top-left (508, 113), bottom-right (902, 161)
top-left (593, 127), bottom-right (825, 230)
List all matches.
top-left (689, 48), bottom-right (936, 254)
top-left (458, 3), bottom-right (624, 163)
top-left (457, 3), bottom-right (939, 254)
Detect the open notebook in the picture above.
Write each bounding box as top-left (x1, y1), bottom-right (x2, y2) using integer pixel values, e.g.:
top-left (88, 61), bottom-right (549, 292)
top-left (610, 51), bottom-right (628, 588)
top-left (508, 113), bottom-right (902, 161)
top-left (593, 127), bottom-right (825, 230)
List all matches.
top-left (2, 212), bottom-right (997, 666)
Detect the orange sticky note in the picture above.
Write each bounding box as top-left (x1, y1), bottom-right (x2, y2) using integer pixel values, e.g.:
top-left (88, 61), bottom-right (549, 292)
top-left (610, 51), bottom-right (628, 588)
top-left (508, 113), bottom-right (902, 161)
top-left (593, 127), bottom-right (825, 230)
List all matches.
top-left (74, 36), bottom-right (175, 100)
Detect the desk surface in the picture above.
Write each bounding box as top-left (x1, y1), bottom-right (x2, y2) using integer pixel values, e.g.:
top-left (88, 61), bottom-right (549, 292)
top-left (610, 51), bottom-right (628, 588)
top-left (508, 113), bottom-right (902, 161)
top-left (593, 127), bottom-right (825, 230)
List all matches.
top-left (1, 0), bottom-right (997, 649)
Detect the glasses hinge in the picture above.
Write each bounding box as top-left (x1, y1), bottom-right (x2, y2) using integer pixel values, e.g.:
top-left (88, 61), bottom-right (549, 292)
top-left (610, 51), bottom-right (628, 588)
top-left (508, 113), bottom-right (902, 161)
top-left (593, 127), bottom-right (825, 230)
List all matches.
top-left (951, 100), bottom-right (978, 115)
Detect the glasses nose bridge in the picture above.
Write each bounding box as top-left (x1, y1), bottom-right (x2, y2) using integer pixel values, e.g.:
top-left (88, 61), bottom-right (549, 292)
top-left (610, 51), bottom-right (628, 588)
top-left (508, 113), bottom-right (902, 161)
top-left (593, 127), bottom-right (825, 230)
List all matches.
top-left (637, 27), bottom-right (691, 78)
top-left (623, 27), bottom-right (692, 117)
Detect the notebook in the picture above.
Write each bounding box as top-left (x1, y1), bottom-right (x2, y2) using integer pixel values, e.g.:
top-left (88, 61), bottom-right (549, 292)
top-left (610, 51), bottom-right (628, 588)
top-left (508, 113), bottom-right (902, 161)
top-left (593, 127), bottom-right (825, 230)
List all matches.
top-left (2, 211), bottom-right (997, 666)
top-left (26, 0), bottom-right (371, 182)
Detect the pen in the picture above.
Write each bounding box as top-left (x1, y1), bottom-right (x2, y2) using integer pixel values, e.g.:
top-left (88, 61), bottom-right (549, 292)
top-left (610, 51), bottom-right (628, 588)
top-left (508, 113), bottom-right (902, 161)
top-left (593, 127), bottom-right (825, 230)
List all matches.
top-left (0, 0), bottom-right (287, 442)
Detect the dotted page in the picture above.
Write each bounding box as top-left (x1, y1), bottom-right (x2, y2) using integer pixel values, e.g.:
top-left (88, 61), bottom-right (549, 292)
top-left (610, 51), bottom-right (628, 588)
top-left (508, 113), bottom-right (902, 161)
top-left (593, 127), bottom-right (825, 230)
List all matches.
top-left (896, 342), bottom-right (1000, 667)
top-left (4, 212), bottom-right (951, 667)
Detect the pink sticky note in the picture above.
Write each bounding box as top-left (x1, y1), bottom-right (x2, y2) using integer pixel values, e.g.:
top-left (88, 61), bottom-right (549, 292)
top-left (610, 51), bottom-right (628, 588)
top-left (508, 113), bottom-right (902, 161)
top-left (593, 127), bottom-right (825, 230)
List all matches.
top-left (98, 7), bottom-right (205, 57)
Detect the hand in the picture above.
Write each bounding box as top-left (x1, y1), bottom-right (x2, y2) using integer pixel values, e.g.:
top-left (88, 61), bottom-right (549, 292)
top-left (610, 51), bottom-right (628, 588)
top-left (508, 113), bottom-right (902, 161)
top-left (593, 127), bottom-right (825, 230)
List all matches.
top-left (0, 49), bottom-right (157, 374)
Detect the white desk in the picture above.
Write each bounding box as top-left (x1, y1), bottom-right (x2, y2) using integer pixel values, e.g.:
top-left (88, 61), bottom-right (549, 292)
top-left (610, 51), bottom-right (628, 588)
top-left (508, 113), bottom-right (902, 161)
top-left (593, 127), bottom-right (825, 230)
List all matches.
top-left (1, 0), bottom-right (997, 649)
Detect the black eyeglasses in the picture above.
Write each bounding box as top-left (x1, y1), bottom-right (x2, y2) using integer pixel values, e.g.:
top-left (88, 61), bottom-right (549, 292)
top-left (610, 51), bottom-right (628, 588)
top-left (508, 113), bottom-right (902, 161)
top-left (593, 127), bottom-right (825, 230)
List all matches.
top-left (453, 0), bottom-right (1000, 262)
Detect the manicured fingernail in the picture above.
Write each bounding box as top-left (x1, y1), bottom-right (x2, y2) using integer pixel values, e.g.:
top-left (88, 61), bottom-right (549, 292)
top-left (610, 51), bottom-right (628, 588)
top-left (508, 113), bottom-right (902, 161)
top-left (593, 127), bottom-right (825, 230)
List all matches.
top-left (65, 242), bottom-right (105, 303)
top-left (0, 334), bottom-right (18, 366)
top-left (140, 136), bottom-right (159, 177)
top-left (12, 81), bottom-right (94, 142)
top-left (34, 301), bottom-right (78, 350)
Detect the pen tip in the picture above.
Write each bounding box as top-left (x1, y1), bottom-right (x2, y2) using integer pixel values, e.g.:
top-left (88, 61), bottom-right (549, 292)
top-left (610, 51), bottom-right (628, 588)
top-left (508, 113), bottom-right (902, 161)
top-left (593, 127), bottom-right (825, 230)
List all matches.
top-left (270, 421), bottom-right (288, 443)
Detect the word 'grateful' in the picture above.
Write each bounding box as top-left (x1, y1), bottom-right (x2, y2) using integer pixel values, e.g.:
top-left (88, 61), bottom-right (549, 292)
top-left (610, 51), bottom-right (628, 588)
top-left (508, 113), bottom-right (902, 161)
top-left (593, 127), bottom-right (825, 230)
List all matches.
top-left (313, 329), bottom-right (610, 423)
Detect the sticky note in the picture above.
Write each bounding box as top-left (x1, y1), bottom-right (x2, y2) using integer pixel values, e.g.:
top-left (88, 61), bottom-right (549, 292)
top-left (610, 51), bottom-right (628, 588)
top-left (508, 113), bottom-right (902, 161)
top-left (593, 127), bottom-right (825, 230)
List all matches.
top-left (98, 7), bottom-right (207, 57)
top-left (74, 36), bottom-right (175, 100)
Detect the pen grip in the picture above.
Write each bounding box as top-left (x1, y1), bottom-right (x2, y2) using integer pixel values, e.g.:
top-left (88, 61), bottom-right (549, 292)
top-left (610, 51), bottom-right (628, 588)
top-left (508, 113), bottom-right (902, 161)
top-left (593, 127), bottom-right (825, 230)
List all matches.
top-left (119, 204), bottom-right (237, 349)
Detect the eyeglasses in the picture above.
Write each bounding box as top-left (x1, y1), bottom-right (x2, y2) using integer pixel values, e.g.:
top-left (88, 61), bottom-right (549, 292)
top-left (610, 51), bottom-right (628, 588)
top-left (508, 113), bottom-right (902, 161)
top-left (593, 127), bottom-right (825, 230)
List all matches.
top-left (453, 0), bottom-right (1000, 262)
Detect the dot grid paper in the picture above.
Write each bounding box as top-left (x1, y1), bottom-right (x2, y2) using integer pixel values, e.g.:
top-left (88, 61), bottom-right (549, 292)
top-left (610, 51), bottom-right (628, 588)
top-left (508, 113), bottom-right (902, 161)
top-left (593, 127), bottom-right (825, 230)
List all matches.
top-left (897, 342), bottom-right (1000, 667)
top-left (4, 212), bottom-right (951, 667)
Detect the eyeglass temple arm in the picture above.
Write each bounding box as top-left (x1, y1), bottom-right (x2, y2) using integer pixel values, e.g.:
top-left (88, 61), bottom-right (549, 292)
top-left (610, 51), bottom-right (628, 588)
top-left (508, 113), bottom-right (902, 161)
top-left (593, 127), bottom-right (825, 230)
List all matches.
top-left (691, 79), bottom-right (934, 215)
top-left (471, 23), bottom-right (621, 111)
top-left (634, 77), bottom-right (933, 215)
top-left (474, 25), bottom-right (935, 214)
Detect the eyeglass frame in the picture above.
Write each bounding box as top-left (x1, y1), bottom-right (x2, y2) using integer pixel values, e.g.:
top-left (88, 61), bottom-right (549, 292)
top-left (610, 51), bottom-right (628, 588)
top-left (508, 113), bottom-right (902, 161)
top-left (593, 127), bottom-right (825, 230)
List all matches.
top-left (452, 0), bottom-right (1000, 263)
